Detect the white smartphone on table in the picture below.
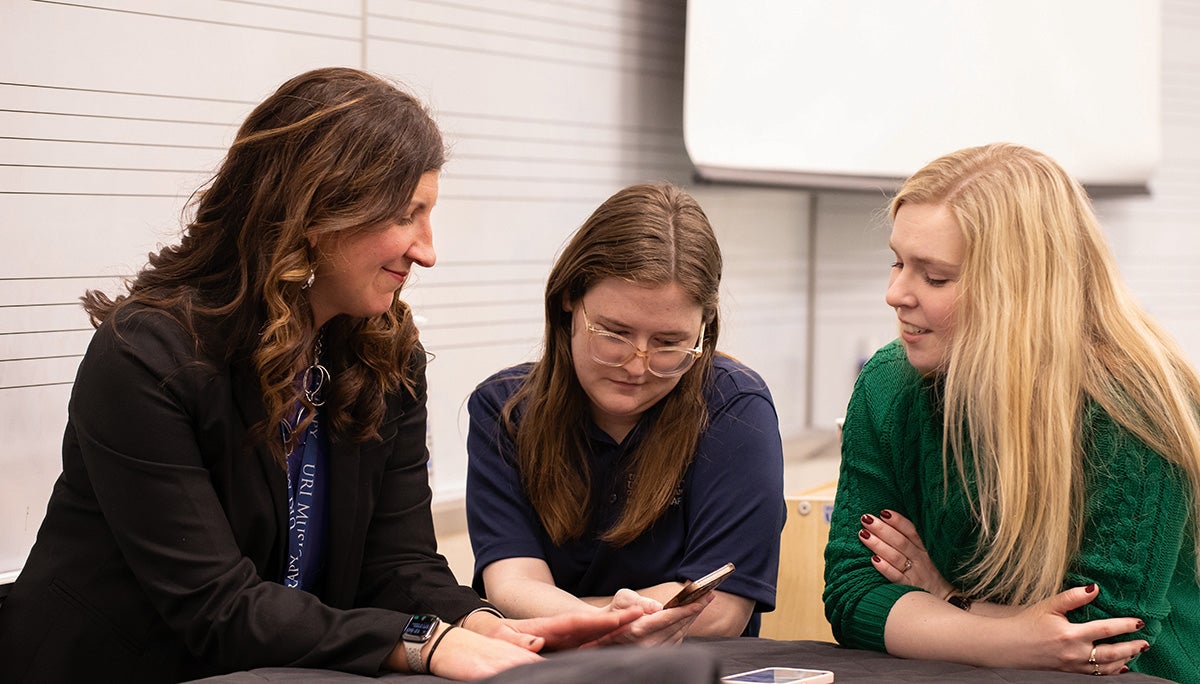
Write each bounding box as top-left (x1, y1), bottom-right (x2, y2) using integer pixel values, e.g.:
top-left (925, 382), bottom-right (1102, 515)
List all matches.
top-left (721, 666), bottom-right (835, 683)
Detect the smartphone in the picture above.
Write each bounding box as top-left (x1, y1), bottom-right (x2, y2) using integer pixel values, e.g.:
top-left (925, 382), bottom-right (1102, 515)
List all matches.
top-left (662, 562), bottom-right (735, 609)
top-left (721, 666), bottom-right (835, 683)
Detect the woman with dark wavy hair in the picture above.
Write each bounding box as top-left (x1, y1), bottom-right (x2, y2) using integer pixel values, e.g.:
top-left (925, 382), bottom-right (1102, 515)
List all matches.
top-left (466, 183), bottom-right (786, 643)
top-left (0, 67), bottom-right (635, 683)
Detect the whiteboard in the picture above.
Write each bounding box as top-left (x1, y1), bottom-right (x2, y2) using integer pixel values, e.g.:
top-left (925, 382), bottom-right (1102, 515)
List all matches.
top-left (684, 0), bottom-right (1161, 191)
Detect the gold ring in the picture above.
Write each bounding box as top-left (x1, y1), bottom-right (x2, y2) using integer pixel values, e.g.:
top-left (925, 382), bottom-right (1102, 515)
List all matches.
top-left (1089, 647), bottom-right (1098, 665)
top-left (902, 559), bottom-right (912, 573)
top-left (1093, 662), bottom-right (1102, 676)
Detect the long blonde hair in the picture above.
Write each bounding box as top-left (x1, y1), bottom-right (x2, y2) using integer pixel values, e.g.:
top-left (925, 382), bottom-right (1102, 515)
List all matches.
top-left (502, 183), bottom-right (722, 546)
top-left (892, 143), bottom-right (1200, 604)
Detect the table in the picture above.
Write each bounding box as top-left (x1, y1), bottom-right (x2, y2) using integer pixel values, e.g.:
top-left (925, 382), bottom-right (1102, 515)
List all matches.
top-left (189, 638), bottom-right (1174, 683)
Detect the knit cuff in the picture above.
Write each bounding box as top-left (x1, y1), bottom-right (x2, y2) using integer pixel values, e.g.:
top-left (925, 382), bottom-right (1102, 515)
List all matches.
top-left (843, 583), bottom-right (924, 651)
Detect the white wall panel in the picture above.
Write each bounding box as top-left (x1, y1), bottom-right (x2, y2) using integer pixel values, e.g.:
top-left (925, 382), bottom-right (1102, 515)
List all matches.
top-left (1093, 0), bottom-right (1200, 367)
top-left (0, 1), bottom-right (360, 97)
top-left (809, 192), bottom-right (896, 429)
top-left (0, 0), bottom-right (363, 580)
top-left (689, 184), bottom-right (810, 438)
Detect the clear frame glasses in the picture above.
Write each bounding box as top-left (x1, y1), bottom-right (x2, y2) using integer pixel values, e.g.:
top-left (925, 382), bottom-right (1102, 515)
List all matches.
top-left (581, 305), bottom-right (705, 378)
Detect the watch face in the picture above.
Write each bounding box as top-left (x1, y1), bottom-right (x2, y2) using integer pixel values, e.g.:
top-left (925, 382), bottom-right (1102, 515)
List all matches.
top-left (403, 614), bottom-right (440, 642)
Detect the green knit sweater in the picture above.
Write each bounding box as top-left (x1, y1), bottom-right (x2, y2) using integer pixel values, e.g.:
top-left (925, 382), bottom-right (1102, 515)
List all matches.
top-left (823, 341), bottom-right (1200, 682)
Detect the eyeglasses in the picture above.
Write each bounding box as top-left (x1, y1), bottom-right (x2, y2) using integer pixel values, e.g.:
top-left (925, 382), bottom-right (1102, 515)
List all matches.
top-left (581, 305), bottom-right (705, 378)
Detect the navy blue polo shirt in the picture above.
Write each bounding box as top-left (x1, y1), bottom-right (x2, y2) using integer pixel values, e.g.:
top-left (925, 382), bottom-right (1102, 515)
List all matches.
top-left (465, 355), bottom-right (786, 635)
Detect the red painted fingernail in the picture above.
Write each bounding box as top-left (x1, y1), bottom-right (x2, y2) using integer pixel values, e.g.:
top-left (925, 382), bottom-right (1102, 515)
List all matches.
top-left (880, 509), bottom-right (893, 519)
top-left (1120, 667), bottom-right (1129, 674)
top-left (1135, 620), bottom-right (1145, 630)
top-left (1141, 644), bottom-right (1150, 653)
top-left (1085, 583), bottom-right (1097, 593)
top-left (872, 555), bottom-right (882, 563)
top-left (861, 514), bottom-right (875, 524)
top-left (859, 529), bottom-right (871, 540)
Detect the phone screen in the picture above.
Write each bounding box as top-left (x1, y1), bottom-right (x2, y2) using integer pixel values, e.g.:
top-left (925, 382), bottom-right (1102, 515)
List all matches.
top-left (721, 667), bottom-right (835, 683)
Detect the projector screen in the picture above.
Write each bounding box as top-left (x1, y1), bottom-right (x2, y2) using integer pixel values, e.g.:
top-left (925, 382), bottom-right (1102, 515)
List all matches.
top-left (683, 0), bottom-right (1161, 191)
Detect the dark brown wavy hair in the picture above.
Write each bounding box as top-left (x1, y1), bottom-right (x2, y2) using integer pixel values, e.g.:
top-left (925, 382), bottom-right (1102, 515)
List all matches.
top-left (82, 67), bottom-right (445, 464)
top-left (501, 182), bottom-right (723, 546)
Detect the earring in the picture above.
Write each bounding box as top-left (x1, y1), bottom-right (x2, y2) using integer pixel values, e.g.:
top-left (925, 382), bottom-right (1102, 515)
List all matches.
top-left (301, 268), bottom-right (315, 290)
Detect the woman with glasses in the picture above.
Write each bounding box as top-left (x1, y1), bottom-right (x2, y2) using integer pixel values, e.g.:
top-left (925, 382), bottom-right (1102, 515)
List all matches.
top-left (465, 182), bottom-right (787, 644)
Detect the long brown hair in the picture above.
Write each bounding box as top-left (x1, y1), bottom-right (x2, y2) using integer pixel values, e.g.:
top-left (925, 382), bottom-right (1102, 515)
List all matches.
top-left (892, 143), bottom-right (1200, 603)
top-left (502, 182), bottom-right (723, 546)
top-left (82, 67), bottom-right (445, 464)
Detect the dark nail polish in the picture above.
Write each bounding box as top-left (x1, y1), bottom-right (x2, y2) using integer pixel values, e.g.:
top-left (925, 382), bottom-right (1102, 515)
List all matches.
top-left (859, 529), bottom-right (871, 540)
top-left (1120, 667), bottom-right (1129, 674)
top-left (879, 509), bottom-right (893, 519)
top-left (861, 514), bottom-right (875, 525)
top-left (872, 555), bottom-right (882, 563)
top-left (1141, 644), bottom-right (1150, 653)
top-left (1085, 583), bottom-right (1097, 593)
top-left (1135, 620), bottom-right (1145, 630)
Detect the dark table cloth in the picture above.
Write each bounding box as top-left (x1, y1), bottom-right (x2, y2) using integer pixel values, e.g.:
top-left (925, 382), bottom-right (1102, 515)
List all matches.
top-left (189, 637), bottom-right (1174, 683)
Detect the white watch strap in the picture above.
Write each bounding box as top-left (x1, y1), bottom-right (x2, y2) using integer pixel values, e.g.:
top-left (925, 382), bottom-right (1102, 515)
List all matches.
top-left (404, 638), bottom-right (425, 673)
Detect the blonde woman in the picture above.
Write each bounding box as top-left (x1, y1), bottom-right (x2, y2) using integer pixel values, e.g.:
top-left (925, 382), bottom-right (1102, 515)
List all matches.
top-left (823, 143), bottom-right (1200, 681)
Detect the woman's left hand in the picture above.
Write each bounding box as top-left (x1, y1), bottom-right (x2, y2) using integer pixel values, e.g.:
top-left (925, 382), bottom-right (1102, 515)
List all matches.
top-left (859, 509), bottom-right (955, 599)
top-left (466, 605), bottom-right (645, 652)
top-left (992, 585), bottom-right (1147, 674)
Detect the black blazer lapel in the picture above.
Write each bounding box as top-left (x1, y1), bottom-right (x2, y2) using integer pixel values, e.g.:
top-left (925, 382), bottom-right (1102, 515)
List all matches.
top-left (230, 358), bottom-right (290, 581)
top-left (323, 434), bottom-right (363, 607)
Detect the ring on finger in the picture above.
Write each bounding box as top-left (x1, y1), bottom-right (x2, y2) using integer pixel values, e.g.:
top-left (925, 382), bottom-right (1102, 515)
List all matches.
top-left (902, 558), bottom-right (912, 573)
top-left (1089, 646), bottom-right (1101, 676)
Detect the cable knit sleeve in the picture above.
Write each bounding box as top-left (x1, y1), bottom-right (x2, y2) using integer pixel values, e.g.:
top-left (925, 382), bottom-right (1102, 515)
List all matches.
top-left (824, 347), bottom-right (1200, 679)
top-left (822, 343), bottom-right (925, 651)
top-left (1065, 406), bottom-right (1191, 639)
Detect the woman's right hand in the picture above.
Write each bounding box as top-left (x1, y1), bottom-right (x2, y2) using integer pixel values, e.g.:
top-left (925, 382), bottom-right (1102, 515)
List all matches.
top-left (588, 588), bottom-right (711, 646)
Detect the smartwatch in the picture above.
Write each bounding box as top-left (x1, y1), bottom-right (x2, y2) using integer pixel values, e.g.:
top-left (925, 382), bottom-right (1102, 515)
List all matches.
top-left (402, 614), bottom-right (442, 673)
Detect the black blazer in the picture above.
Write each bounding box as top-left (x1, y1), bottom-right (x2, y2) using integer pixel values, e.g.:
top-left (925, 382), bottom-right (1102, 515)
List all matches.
top-left (0, 307), bottom-right (484, 683)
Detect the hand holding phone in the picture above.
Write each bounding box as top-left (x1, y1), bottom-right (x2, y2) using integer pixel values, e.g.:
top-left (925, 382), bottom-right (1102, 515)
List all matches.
top-left (662, 562), bottom-right (735, 609)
